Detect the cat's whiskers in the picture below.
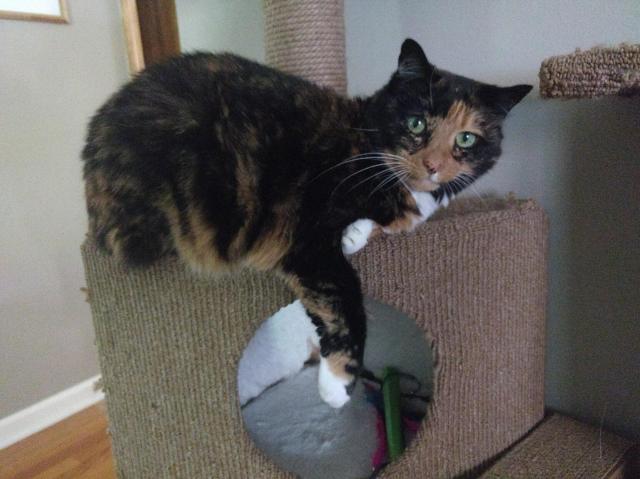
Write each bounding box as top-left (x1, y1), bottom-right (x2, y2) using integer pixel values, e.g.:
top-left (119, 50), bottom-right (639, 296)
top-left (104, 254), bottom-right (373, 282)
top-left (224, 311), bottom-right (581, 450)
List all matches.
top-left (459, 172), bottom-right (476, 181)
top-left (310, 149), bottom-right (412, 199)
top-left (368, 165), bottom-right (411, 199)
top-left (398, 174), bottom-right (412, 193)
top-left (393, 164), bottom-right (412, 190)
top-left (454, 173), bottom-right (474, 188)
top-left (308, 157), bottom-right (383, 185)
top-left (345, 168), bottom-right (396, 193)
top-left (467, 183), bottom-right (489, 208)
top-left (368, 175), bottom-right (398, 198)
top-left (309, 152), bottom-right (407, 183)
top-left (458, 173), bottom-right (482, 197)
top-left (342, 151), bottom-right (409, 163)
top-left (330, 163), bottom-right (391, 197)
top-left (443, 182), bottom-right (454, 199)
top-left (344, 156), bottom-right (413, 196)
top-left (454, 172), bottom-right (474, 185)
top-left (336, 154), bottom-right (411, 198)
top-left (381, 171), bottom-right (411, 195)
top-left (447, 172), bottom-right (489, 208)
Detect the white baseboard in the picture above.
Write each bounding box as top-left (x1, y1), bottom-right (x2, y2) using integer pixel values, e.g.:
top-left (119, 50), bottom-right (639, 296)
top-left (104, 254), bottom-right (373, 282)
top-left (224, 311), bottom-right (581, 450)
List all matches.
top-left (0, 374), bottom-right (104, 450)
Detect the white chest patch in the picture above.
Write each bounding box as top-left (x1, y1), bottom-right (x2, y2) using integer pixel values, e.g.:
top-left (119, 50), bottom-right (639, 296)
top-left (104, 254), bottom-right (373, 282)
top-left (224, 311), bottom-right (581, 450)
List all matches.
top-left (410, 190), bottom-right (449, 225)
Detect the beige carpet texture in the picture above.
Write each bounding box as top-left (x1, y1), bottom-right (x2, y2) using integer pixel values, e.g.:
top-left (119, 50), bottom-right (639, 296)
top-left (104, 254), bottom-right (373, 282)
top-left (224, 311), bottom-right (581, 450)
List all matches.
top-left (481, 414), bottom-right (638, 479)
top-left (539, 44), bottom-right (640, 99)
top-left (82, 198), bottom-right (549, 478)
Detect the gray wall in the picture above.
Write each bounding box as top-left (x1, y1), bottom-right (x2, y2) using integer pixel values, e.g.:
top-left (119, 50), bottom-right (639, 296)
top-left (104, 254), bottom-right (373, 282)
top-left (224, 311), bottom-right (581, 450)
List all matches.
top-left (175, 0), bottom-right (265, 61)
top-left (0, 1), bottom-right (128, 417)
top-left (345, 0), bottom-right (640, 440)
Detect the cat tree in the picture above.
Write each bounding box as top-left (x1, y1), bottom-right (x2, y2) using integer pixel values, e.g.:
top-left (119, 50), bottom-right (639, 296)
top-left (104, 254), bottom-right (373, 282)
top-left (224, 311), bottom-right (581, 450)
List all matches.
top-left (479, 41), bottom-right (640, 479)
top-left (83, 199), bottom-right (548, 478)
top-left (82, 1), bottom-right (637, 477)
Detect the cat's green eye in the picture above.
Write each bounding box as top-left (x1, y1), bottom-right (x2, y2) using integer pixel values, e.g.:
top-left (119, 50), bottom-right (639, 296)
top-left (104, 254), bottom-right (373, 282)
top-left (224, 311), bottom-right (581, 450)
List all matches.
top-left (455, 131), bottom-right (478, 148)
top-left (406, 116), bottom-right (426, 135)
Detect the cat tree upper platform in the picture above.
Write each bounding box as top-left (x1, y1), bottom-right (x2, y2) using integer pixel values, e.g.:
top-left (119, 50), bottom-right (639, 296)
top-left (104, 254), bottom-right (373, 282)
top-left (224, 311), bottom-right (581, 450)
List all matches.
top-left (539, 44), bottom-right (640, 99)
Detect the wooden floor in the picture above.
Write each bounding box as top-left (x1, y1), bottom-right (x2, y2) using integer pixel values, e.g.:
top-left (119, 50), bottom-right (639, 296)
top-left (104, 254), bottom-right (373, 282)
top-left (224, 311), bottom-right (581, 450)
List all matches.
top-left (0, 404), bottom-right (116, 479)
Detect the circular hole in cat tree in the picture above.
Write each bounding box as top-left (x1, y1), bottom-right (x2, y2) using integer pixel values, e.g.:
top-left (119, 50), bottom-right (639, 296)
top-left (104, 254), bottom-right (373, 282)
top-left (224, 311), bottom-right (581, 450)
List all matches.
top-left (237, 297), bottom-right (434, 479)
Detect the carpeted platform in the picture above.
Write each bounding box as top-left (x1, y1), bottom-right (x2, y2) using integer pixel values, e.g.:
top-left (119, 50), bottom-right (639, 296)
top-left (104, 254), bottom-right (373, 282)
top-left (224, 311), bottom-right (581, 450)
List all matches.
top-left (539, 44), bottom-right (640, 99)
top-left (481, 414), bottom-right (638, 479)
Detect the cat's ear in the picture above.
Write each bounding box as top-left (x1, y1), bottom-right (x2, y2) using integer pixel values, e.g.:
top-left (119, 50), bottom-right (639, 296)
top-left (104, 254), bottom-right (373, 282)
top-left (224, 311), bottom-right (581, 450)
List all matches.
top-left (397, 38), bottom-right (435, 80)
top-left (478, 84), bottom-right (533, 115)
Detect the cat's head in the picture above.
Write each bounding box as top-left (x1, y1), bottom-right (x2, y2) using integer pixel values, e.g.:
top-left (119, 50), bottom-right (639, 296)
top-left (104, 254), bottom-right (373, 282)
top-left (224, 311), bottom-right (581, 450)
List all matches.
top-left (364, 39), bottom-right (532, 194)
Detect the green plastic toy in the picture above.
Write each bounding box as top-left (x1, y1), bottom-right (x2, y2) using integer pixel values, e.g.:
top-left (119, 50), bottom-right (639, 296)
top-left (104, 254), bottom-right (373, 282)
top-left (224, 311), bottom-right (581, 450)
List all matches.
top-left (382, 367), bottom-right (404, 461)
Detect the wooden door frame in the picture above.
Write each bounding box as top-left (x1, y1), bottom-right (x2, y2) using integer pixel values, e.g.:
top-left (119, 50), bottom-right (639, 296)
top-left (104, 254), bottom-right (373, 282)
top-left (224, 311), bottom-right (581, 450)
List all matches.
top-left (120, 0), bottom-right (180, 74)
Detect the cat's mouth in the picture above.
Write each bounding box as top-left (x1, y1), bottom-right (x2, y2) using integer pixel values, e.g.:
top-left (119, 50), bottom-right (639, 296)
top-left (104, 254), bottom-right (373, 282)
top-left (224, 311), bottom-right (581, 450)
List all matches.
top-left (408, 175), bottom-right (441, 192)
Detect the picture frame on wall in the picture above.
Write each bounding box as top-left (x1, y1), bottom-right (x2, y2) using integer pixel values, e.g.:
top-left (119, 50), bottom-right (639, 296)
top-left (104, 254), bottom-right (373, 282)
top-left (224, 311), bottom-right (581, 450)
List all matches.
top-left (0, 0), bottom-right (69, 24)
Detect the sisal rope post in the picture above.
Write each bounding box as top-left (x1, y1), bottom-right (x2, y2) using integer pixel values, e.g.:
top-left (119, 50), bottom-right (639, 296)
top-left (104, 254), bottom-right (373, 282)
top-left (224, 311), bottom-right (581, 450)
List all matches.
top-left (264, 0), bottom-right (348, 95)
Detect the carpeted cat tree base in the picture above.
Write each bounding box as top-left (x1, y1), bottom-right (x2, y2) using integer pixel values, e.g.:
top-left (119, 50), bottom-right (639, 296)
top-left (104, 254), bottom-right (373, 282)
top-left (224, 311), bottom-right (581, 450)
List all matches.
top-left (83, 198), bottom-right (550, 478)
top-left (481, 414), bottom-right (638, 479)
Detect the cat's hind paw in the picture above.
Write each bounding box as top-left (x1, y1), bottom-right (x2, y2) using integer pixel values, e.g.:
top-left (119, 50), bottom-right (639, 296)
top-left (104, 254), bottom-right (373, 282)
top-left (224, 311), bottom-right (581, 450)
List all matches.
top-left (341, 219), bottom-right (375, 255)
top-left (318, 356), bottom-right (354, 408)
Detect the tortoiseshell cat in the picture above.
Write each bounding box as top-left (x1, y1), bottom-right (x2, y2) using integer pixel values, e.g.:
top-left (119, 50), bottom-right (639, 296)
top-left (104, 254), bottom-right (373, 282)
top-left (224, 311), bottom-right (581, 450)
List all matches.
top-left (83, 39), bottom-right (531, 408)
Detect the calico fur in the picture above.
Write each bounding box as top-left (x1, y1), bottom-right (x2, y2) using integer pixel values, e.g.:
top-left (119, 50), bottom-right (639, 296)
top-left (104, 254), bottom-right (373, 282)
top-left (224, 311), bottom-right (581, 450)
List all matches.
top-left (82, 39), bottom-right (531, 407)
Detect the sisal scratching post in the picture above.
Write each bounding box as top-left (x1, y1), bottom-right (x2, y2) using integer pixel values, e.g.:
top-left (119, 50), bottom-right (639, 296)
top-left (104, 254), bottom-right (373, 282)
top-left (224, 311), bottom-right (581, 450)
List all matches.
top-left (264, 0), bottom-right (347, 95)
top-left (83, 199), bottom-right (549, 478)
top-left (539, 44), bottom-right (640, 99)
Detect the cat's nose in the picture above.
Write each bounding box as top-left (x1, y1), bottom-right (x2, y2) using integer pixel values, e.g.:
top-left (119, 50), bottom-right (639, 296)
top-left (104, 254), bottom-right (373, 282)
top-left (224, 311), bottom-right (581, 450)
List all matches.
top-left (424, 159), bottom-right (441, 175)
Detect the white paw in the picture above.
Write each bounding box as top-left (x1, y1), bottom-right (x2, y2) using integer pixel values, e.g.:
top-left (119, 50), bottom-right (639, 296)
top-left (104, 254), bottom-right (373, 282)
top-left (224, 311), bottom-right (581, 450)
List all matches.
top-left (237, 300), bottom-right (320, 406)
top-left (341, 219), bottom-right (375, 255)
top-left (318, 357), bottom-right (352, 408)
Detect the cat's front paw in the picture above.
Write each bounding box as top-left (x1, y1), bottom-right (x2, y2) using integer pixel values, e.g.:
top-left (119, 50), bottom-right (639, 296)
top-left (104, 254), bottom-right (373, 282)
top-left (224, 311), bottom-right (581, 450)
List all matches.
top-left (341, 219), bottom-right (375, 255)
top-left (318, 356), bottom-right (355, 408)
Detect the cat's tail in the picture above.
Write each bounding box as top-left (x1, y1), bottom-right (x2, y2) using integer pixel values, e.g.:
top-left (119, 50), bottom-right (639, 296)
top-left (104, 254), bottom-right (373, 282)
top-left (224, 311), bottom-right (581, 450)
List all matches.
top-left (84, 170), bottom-right (172, 267)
